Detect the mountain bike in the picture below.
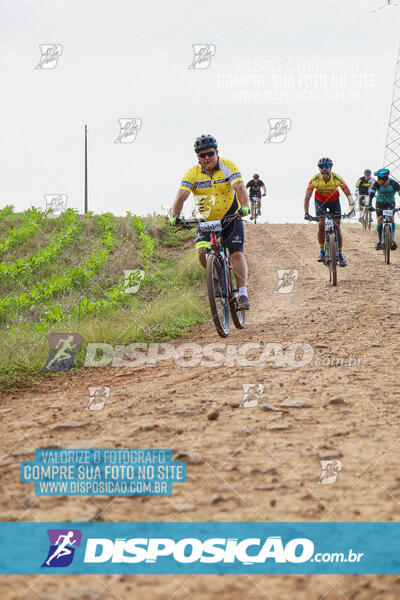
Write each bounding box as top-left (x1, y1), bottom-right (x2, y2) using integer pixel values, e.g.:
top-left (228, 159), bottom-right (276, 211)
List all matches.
top-left (177, 214), bottom-right (246, 337)
top-left (359, 196), bottom-right (372, 230)
top-left (250, 196), bottom-right (259, 223)
top-left (369, 207), bottom-right (399, 264)
top-left (307, 213), bottom-right (350, 286)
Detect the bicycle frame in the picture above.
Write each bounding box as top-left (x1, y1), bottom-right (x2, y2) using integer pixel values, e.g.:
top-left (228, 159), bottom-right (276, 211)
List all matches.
top-left (250, 196), bottom-right (259, 208)
top-left (175, 213), bottom-right (246, 336)
top-left (177, 214), bottom-right (241, 304)
top-left (208, 230), bottom-right (236, 304)
top-left (308, 212), bottom-right (349, 286)
top-left (322, 216), bottom-right (339, 263)
top-left (309, 213), bottom-right (347, 261)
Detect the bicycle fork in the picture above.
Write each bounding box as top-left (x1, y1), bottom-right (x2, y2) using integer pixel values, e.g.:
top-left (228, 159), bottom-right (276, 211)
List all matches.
top-left (208, 235), bottom-right (229, 298)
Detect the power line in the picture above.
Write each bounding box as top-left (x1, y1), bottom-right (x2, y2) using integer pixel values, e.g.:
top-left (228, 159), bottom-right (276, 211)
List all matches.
top-left (384, 43), bottom-right (400, 182)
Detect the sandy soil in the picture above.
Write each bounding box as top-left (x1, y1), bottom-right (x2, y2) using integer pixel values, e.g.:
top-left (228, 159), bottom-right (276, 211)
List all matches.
top-left (1, 223), bottom-right (400, 599)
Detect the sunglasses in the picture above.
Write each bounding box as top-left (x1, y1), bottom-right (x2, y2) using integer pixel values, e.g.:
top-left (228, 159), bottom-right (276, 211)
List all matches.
top-left (198, 150), bottom-right (216, 159)
top-left (319, 164), bottom-right (331, 169)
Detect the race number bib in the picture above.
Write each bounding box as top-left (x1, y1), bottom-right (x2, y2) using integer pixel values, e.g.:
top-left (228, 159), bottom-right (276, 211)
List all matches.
top-left (198, 220), bottom-right (222, 232)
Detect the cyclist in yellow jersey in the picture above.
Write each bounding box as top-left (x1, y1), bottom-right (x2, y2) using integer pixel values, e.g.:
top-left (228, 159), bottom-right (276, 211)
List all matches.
top-left (170, 134), bottom-right (251, 310)
top-left (304, 157), bottom-right (355, 267)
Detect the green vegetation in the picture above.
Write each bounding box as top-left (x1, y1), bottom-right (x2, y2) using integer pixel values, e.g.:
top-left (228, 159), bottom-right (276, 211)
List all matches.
top-left (0, 209), bottom-right (81, 283)
top-left (0, 212), bottom-right (117, 321)
top-left (0, 207), bottom-right (44, 255)
top-left (0, 210), bottom-right (209, 391)
top-left (0, 205), bottom-right (13, 224)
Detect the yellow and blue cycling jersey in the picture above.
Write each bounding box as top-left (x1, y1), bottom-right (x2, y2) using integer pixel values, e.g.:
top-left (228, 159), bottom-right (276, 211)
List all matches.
top-left (180, 158), bottom-right (243, 220)
top-left (307, 172), bottom-right (350, 203)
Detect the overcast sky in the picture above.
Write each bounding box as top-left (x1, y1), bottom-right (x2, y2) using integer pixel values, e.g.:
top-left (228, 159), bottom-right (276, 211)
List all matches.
top-left (0, 0), bottom-right (399, 223)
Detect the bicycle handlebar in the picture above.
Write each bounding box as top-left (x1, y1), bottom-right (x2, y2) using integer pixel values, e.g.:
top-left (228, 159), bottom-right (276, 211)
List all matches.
top-left (368, 207), bottom-right (399, 213)
top-left (306, 213), bottom-right (352, 222)
top-left (175, 212), bottom-right (244, 230)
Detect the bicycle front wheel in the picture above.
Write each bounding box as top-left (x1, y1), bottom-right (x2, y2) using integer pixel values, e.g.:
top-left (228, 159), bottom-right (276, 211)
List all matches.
top-left (227, 254), bottom-right (245, 329)
top-left (362, 209), bottom-right (367, 230)
top-left (329, 233), bottom-right (337, 286)
top-left (384, 224), bottom-right (391, 265)
top-left (206, 253), bottom-right (230, 337)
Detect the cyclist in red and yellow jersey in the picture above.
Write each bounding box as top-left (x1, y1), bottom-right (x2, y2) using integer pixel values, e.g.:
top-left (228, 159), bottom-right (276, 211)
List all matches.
top-left (304, 157), bottom-right (355, 267)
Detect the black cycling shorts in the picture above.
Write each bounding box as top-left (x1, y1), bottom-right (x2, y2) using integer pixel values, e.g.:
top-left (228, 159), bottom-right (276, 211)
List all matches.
top-left (375, 200), bottom-right (395, 217)
top-left (315, 198), bottom-right (342, 217)
top-left (195, 217), bottom-right (244, 254)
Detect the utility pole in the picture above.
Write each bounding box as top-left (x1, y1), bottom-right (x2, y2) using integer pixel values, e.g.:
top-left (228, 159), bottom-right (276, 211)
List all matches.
top-left (384, 43), bottom-right (400, 182)
top-left (84, 124), bottom-right (88, 214)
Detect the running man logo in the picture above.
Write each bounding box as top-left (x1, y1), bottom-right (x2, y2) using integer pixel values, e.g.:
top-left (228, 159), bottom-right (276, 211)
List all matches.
top-left (123, 269), bottom-right (145, 294)
top-left (318, 460), bottom-right (342, 485)
top-left (86, 386), bottom-right (110, 411)
top-left (114, 118), bottom-right (142, 143)
top-left (273, 269), bottom-right (299, 294)
top-left (42, 333), bottom-right (82, 373)
top-left (35, 44), bottom-right (63, 69)
top-left (265, 118), bottom-right (292, 143)
top-left (239, 383), bottom-right (264, 407)
top-left (41, 529), bottom-right (82, 568)
top-left (188, 44), bottom-right (216, 70)
top-left (44, 194), bottom-right (68, 218)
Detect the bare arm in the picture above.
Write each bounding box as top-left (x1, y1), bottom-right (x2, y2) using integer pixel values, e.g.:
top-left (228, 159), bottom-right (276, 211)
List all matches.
top-left (232, 181), bottom-right (249, 207)
top-left (304, 187), bottom-right (313, 214)
top-left (340, 182), bottom-right (355, 210)
top-left (262, 185), bottom-right (266, 196)
top-left (171, 188), bottom-right (191, 217)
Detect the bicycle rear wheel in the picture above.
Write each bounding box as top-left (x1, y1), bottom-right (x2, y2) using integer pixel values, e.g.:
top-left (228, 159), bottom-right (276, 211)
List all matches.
top-left (206, 252), bottom-right (230, 337)
top-left (227, 254), bottom-right (245, 329)
top-left (384, 224), bottom-right (391, 264)
top-left (329, 233), bottom-right (337, 286)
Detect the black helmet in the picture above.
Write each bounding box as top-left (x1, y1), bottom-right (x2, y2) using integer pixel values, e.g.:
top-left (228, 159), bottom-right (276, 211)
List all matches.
top-left (318, 157), bottom-right (333, 168)
top-left (253, 173), bottom-right (260, 179)
top-left (194, 134), bottom-right (217, 153)
top-left (364, 169), bottom-right (371, 176)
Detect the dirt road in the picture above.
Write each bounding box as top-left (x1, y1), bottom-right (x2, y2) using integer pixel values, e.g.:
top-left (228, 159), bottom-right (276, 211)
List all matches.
top-left (1, 223), bottom-right (400, 599)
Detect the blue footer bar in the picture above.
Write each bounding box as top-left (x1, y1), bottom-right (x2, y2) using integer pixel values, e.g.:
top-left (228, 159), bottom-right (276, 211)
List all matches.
top-left (0, 522), bottom-right (398, 574)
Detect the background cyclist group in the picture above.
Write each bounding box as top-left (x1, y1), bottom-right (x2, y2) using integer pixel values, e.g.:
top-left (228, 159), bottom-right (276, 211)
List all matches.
top-left (170, 134), bottom-right (400, 312)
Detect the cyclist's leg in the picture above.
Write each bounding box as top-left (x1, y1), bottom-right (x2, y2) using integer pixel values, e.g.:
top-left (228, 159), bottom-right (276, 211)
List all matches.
top-left (195, 227), bottom-right (211, 268)
top-left (230, 251), bottom-right (247, 288)
top-left (375, 203), bottom-right (384, 247)
top-left (225, 219), bottom-right (249, 308)
top-left (334, 218), bottom-right (343, 251)
top-left (315, 200), bottom-right (327, 257)
top-left (225, 219), bottom-right (246, 286)
top-left (389, 201), bottom-right (397, 248)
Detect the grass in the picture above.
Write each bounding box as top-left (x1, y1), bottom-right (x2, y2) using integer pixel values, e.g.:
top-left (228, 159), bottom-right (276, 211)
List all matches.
top-left (0, 214), bottom-right (209, 392)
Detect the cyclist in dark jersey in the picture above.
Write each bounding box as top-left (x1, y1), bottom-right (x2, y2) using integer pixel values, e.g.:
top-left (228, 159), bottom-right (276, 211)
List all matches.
top-left (355, 169), bottom-right (375, 221)
top-left (368, 168), bottom-right (399, 250)
top-left (246, 174), bottom-right (266, 218)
